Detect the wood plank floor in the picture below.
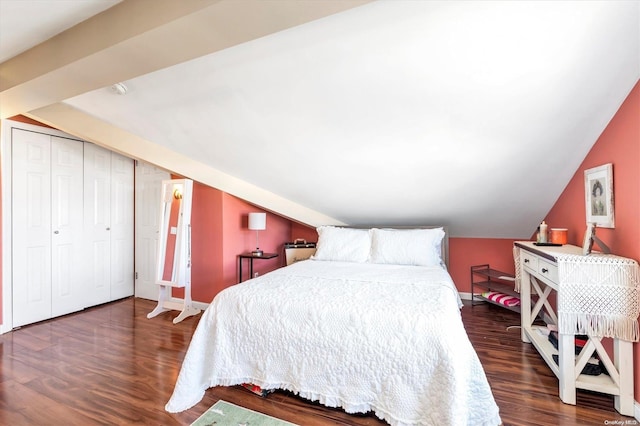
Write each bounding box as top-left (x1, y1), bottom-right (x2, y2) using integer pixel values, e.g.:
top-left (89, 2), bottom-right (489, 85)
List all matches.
top-left (0, 297), bottom-right (634, 425)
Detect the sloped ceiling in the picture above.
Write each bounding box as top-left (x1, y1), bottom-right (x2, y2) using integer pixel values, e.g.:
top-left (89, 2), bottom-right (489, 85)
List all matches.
top-left (1, 0), bottom-right (638, 238)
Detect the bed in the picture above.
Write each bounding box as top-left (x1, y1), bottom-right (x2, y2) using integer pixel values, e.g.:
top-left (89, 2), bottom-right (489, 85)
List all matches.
top-left (165, 226), bottom-right (501, 426)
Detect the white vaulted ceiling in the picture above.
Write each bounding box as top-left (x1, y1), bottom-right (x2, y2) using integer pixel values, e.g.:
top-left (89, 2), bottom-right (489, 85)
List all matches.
top-left (1, 0), bottom-right (638, 238)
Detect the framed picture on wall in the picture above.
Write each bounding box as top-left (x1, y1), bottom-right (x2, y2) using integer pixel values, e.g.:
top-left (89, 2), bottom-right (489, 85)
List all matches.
top-left (584, 163), bottom-right (614, 228)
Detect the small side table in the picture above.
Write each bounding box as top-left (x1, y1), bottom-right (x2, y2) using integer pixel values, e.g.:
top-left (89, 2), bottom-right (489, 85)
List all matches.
top-left (238, 252), bottom-right (278, 283)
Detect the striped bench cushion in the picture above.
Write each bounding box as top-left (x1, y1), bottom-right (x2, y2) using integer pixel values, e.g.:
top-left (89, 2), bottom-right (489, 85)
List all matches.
top-left (483, 291), bottom-right (521, 307)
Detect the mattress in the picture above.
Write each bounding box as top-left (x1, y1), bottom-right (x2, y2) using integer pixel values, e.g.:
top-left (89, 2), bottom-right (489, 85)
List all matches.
top-left (166, 260), bottom-right (501, 426)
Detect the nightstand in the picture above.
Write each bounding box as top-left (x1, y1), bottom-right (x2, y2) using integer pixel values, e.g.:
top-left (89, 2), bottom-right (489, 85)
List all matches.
top-left (238, 252), bottom-right (278, 283)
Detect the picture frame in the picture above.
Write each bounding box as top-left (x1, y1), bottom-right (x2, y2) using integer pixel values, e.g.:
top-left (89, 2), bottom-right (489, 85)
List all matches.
top-left (584, 163), bottom-right (614, 228)
top-left (582, 223), bottom-right (596, 255)
top-left (582, 222), bottom-right (611, 255)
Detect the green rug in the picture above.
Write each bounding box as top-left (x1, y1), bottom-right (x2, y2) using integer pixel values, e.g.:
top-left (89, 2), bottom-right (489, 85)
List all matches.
top-left (191, 400), bottom-right (299, 426)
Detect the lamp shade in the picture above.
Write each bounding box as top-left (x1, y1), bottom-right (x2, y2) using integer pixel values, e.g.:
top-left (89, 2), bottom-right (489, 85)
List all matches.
top-left (248, 212), bottom-right (266, 230)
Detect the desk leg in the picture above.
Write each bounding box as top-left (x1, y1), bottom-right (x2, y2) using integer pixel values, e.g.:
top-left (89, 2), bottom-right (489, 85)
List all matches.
top-left (239, 258), bottom-right (243, 283)
top-left (520, 269), bottom-right (532, 343)
top-left (249, 258), bottom-right (254, 279)
top-left (615, 339), bottom-right (634, 416)
top-left (558, 333), bottom-right (576, 405)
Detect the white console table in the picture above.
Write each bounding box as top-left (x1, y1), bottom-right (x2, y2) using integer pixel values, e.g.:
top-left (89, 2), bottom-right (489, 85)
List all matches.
top-left (515, 241), bottom-right (638, 416)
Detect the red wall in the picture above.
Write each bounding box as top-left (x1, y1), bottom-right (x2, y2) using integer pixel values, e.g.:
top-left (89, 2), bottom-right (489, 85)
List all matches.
top-left (545, 81), bottom-right (639, 256)
top-left (545, 80), bottom-right (640, 400)
top-left (448, 238), bottom-right (516, 292)
top-left (173, 186), bottom-right (292, 303)
top-left (445, 81), bottom-right (640, 297)
top-left (171, 182), bottom-right (224, 302)
top-left (291, 222), bottom-right (319, 244)
top-left (220, 193), bottom-right (291, 286)
top-left (6, 115), bottom-right (55, 128)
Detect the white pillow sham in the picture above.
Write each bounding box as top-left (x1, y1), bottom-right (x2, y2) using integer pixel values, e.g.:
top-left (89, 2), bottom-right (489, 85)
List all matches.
top-left (369, 227), bottom-right (445, 267)
top-left (311, 226), bottom-right (371, 263)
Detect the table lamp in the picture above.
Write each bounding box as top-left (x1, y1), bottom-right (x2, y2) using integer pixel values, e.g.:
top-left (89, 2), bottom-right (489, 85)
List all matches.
top-left (248, 212), bottom-right (266, 256)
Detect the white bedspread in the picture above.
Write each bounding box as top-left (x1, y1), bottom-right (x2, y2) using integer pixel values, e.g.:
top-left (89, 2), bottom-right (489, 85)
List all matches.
top-left (165, 260), bottom-right (501, 426)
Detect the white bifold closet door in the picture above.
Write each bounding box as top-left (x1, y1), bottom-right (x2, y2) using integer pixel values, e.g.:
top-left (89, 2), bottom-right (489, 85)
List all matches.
top-left (12, 130), bottom-right (85, 327)
top-left (11, 128), bottom-right (134, 328)
top-left (84, 143), bottom-right (134, 307)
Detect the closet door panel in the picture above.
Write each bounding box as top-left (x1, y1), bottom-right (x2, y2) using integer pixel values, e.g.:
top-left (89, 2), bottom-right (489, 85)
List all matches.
top-left (12, 129), bottom-right (52, 327)
top-left (110, 152), bottom-right (134, 300)
top-left (84, 143), bottom-right (112, 306)
top-left (84, 145), bottom-right (134, 304)
top-left (50, 137), bottom-right (84, 317)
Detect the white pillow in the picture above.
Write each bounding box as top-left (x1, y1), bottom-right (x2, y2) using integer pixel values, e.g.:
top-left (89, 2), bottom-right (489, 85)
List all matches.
top-left (369, 227), bottom-right (445, 267)
top-left (311, 226), bottom-right (371, 263)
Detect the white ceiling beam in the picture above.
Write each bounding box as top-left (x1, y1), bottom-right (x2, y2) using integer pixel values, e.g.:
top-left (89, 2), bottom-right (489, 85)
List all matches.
top-left (26, 102), bottom-right (345, 227)
top-left (1, 0), bottom-right (372, 119)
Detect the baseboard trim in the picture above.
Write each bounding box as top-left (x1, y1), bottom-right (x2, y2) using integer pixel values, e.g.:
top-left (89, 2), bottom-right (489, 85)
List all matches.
top-left (459, 292), bottom-right (472, 301)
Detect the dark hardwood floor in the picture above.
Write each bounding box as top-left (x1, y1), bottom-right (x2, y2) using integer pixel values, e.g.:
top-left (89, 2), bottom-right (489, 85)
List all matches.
top-left (0, 297), bottom-right (634, 425)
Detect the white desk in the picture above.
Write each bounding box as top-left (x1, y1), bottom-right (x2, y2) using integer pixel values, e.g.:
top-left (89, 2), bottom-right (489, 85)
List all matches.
top-left (515, 241), bottom-right (635, 416)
